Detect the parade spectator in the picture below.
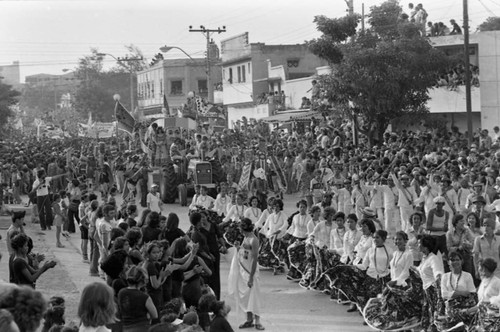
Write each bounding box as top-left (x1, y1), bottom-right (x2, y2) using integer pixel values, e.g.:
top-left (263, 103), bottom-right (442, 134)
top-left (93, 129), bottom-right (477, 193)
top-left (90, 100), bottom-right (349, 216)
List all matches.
top-left (449, 19), bottom-right (462, 35)
top-left (0, 286), bottom-right (47, 332)
top-left (78, 282), bottom-right (116, 332)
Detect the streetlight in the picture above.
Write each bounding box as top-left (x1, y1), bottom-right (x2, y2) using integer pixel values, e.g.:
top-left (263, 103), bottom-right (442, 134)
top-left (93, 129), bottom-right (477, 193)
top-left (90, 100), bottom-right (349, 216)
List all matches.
top-left (97, 52), bottom-right (142, 111)
top-left (159, 45), bottom-right (196, 61)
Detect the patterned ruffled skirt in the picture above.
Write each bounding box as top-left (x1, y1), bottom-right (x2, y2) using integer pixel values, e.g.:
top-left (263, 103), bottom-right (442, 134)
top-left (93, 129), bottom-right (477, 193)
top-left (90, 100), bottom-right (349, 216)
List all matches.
top-left (363, 268), bottom-right (424, 331)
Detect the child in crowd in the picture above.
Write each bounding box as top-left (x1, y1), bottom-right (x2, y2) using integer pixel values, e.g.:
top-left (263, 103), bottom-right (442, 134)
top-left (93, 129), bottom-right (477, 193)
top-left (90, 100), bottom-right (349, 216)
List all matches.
top-left (52, 194), bottom-right (65, 248)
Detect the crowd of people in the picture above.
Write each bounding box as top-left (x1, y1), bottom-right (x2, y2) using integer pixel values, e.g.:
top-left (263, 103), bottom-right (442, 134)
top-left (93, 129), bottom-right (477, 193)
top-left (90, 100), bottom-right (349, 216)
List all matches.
top-left (3, 111), bottom-right (500, 332)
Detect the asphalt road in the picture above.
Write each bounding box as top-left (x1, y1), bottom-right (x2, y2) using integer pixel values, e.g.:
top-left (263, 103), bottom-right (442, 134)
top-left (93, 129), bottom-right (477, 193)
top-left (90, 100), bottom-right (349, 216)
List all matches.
top-left (0, 194), bottom-right (371, 332)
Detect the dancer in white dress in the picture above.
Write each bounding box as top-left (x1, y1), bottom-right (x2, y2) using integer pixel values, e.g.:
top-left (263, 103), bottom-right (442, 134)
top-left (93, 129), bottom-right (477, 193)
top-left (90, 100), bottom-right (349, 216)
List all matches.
top-left (228, 218), bottom-right (265, 330)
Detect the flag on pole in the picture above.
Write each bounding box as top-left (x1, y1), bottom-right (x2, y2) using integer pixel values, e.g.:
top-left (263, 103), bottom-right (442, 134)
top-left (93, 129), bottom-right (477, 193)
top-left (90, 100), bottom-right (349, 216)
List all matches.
top-left (114, 101), bottom-right (135, 134)
top-left (162, 94), bottom-right (170, 116)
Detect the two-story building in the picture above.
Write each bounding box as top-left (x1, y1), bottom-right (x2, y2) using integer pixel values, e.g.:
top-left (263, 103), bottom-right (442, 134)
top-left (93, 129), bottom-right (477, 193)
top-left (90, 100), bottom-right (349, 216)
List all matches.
top-left (137, 58), bottom-right (222, 119)
top-left (221, 32), bottom-right (327, 128)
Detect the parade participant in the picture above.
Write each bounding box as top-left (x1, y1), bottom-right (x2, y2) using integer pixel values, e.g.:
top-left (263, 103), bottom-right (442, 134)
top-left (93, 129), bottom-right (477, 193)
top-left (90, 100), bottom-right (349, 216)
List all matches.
top-left (31, 169), bottom-right (68, 231)
top-left (299, 207), bottom-right (336, 290)
top-left (146, 184), bottom-right (162, 214)
top-left (192, 186), bottom-right (215, 210)
top-left (244, 196), bottom-right (262, 225)
top-left (427, 196), bottom-right (450, 259)
top-left (418, 235), bottom-right (445, 332)
top-left (188, 185), bottom-right (202, 211)
top-left (340, 214), bottom-right (361, 264)
top-left (224, 193), bottom-right (246, 224)
top-left (463, 258), bottom-right (500, 331)
top-left (354, 230), bottom-right (393, 310)
top-left (437, 251), bottom-right (477, 330)
top-left (285, 200), bottom-right (309, 241)
top-left (228, 218), bottom-right (265, 331)
top-left (214, 183), bottom-right (231, 217)
top-left (363, 231), bottom-right (423, 331)
top-left (255, 197), bottom-right (276, 233)
top-left (250, 168), bottom-right (268, 210)
top-left (258, 199), bottom-right (288, 272)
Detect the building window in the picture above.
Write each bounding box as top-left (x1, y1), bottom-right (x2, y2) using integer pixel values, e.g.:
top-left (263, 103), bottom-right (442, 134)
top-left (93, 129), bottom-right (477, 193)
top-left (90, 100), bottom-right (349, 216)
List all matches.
top-left (198, 79), bottom-right (208, 95)
top-left (248, 63), bottom-right (251, 74)
top-left (159, 79), bottom-right (163, 96)
top-left (170, 80), bottom-right (183, 95)
top-left (241, 66), bottom-right (246, 83)
top-left (237, 66), bottom-right (241, 83)
top-left (228, 68), bottom-right (233, 84)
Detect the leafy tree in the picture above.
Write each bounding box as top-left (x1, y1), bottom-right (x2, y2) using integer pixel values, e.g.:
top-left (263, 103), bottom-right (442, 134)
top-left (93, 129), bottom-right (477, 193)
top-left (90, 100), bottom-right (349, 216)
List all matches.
top-left (73, 49), bottom-right (134, 122)
top-left (478, 17), bottom-right (500, 31)
top-left (307, 0), bottom-right (450, 145)
top-left (0, 81), bottom-right (21, 132)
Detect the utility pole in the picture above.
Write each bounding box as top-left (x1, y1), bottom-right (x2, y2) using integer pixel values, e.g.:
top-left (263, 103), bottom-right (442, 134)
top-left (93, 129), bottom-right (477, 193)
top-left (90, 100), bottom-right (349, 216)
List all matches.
top-left (361, 3), bottom-right (365, 32)
top-left (463, 0), bottom-right (473, 146)
top-left (344, 0), bottom-right (359, 146)
top-left (189, 25), bottom-right (226, 103)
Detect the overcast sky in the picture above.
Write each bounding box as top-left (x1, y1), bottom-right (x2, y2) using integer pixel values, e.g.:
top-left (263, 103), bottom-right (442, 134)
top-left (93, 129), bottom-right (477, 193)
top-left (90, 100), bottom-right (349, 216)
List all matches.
top-left (0, 0), bottom-right (494, 81)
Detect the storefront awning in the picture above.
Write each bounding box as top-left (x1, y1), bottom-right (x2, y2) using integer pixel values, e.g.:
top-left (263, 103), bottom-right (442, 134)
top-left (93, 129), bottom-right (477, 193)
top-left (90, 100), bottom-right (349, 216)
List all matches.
top-left (260, 110), bottom-right (319, 123)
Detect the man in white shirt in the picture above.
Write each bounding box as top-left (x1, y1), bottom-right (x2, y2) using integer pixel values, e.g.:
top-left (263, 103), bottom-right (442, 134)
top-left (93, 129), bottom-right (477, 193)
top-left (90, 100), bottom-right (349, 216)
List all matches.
top-left (32, 169), bottom-right (68, 231)
top-left (146, 184), bottom-right (163, 213)
top-left (391, 172), bottom-right (418, 233)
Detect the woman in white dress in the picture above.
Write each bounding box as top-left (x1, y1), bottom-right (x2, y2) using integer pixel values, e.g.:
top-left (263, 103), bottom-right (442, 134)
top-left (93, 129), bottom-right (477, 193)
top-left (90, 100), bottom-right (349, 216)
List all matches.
top-left (244, 196), bottom-right (262, 225)
top-left (224, 193), bottom-right (246, 224)
top-left (259, 199), bottom-right (288, 271)
top-left (228, 218), bottom-right (265, 331)
top-left (364, 231), bottom-right (423, 331)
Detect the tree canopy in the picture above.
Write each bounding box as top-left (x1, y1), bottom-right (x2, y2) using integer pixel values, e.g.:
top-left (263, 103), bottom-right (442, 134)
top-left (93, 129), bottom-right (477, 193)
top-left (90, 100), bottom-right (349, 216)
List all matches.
top-left (307, 0), bottom-right (450, 145)
top-left (478, 17), bottom-right (500, 32)
top-left (0, 81), bottom-right (21, 131)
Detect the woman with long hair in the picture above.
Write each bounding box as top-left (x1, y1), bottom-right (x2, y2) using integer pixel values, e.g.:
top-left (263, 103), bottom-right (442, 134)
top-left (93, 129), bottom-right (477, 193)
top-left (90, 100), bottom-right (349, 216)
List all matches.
top-left (228, 218), bottom-right (264, 330)
top-left (117, 266), bottom-right (158, 332)
top-left (160, 213), bottom-right (187, 247)
top-left (10, 233), bottom-right (56, 288)
top-left (78, 282), bottom-right (116, 332)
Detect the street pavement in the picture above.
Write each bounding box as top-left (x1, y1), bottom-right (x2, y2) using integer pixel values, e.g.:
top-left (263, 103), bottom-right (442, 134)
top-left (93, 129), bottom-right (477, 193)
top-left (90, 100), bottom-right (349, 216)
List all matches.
top-left (0, 194), bottom-right (371, 332)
